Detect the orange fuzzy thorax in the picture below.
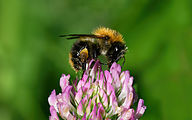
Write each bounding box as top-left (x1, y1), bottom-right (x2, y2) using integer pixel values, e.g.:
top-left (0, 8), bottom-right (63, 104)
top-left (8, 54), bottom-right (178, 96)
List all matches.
top-left (93, 27), bottom-right (124, 43)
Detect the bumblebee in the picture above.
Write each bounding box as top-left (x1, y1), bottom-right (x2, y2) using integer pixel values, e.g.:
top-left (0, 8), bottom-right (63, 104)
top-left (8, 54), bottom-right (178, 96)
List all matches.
top-left (60, 27), bottom-right (127, 72)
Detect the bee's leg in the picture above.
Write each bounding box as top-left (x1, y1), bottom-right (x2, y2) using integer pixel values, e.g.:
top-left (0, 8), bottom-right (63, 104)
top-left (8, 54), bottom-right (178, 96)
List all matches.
top-left (114, 55), bottom-right (122, 63)
top-left (82, 62), bottom-right (86, 72)
top-left (108, 62), bottom-right (112, 69)
top-left (122, 56), bottom-right (125, 68)
top-left (113, 55), bottom-right (125, 67)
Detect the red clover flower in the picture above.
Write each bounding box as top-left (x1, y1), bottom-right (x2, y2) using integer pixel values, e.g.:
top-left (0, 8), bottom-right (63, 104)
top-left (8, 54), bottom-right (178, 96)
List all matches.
top-left (48, 60), bottom-right (146, 120)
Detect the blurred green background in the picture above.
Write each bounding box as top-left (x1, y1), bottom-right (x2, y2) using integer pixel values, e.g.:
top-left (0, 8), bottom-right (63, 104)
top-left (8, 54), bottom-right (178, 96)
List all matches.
top-left (0, 0), bottom-right (192, 119)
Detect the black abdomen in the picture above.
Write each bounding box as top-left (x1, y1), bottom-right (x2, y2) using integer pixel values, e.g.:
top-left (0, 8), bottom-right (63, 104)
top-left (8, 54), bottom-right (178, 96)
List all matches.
top-left (70, 40), bottom-right (100, 71)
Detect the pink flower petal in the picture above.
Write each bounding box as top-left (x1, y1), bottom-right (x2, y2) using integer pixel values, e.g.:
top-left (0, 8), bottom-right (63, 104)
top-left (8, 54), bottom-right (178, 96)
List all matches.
top-left (60, 74), bottom-right (70, 92)
top-left (128, 77), bottom-right (133, 86)
top-left (99, 88), bottom-right (108, 107)
top-left (86, 99), bottom-right (92, 114)
top-left (113, 72), bottom-right (121, 89)
top-left (49, 106), bottom-right (59, 120)
top-left (110, 62), bottom-right (122, 89)
top-left (62, 86), bottom-right (72, 103)
top-left (82, 113), bottom-right (86, 120)
top-left (120, 71), bottom-right (126, 83)
top-left (84, 82), bottom-right (91, 90)
top-left (119, 71), bottom-right (134, 109)
top-left (48, 90), bottom-right (58, 111)
top-left (110, 62), bottom-right (121, 75)
top-left (77, 80), bottom-right (86, 91)
top-left (100, 71), bottom-right (104, 81)
top-left (82, 95), bottom-right (88, 105)
top-left (118, 76), bottom-right (128, 102)
top-left (67, 114), bottom-right (76, 120)
top-left (104, 70), bottom-right (113, 83)
top-left (91, 95), bottom-right (97, 106)
top-left (119, 108), bottom-right (135, 120)
top-left (75, 88), bottom-right (83, 104)
top-left (77, 100), bottom-right (84, 116)
top-left (98, 71), bottom-right (106, 88)
top-left (82, 73), bottom-right (88, 82)
top-left (90, 104), bottom-right (97, 119)
top-left (87, 59), bottom-right (95, 69)
top-left (107, 81), bottom-right (115, 95)
top-left (90, 60), bottom-right (100, 79)
top-left (122, 90), bottom-right (134, 109)
top-left (97, 103), bottom-right (105, 120)
top-left (87, 89), bottom-right (93, 98)
top-left (57, 102), bottom-right (70, 119)
top-left (135, 99), bottom-right (146, 119)
top-left (109, 92), bottom-right (118, 114)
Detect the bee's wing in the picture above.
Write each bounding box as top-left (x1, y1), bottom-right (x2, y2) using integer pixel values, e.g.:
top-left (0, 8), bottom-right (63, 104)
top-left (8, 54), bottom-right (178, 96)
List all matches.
top-left (59, 34), bottom-right (103, 40)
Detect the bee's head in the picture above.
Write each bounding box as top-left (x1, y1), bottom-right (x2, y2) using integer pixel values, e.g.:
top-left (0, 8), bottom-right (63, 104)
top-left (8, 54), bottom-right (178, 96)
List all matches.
top-left (93, 27), bottom-right (124, 52)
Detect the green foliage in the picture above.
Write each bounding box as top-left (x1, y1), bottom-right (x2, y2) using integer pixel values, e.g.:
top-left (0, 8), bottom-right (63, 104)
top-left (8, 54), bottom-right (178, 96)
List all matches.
top-left (0, 0), bottom-right (192, 120)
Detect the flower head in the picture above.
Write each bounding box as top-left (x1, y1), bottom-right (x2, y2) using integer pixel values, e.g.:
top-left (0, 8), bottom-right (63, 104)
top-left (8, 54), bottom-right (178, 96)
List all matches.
top-left (48, 60), bottom-right (146, 120)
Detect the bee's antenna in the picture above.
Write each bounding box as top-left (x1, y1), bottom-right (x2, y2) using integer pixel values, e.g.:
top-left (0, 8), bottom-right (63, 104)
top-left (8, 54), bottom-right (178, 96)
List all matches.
top-left (58, 35), bottom-right (68, 37)
top-left (58, 34), bottom-right (100, 40)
